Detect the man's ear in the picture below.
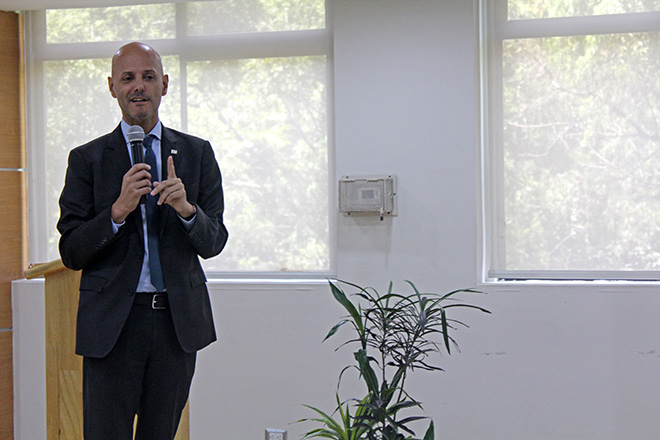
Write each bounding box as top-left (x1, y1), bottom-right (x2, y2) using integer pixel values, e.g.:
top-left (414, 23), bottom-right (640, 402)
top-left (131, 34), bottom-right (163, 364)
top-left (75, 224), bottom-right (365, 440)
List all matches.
top-left (108, 76), bottom-right (117, 98)
top-left (161, 74), bottom-right (169, 96)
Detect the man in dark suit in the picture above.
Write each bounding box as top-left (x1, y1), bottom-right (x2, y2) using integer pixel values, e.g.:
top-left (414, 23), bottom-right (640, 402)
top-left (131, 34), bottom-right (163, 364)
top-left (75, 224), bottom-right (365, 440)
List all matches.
top-left (57, 41), bottom-right (228, 440)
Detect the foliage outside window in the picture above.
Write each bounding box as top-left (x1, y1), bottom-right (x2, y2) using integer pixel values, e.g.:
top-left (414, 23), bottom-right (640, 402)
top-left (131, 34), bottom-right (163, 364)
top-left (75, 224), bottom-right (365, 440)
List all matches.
top-left (482, 0), bottom-right (660, 280)
top-left (27, 1), bottom-right (330, 274)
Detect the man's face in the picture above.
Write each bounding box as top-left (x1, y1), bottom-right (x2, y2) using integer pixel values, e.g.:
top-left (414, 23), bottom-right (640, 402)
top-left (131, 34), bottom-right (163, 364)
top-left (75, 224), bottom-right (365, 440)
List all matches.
top-left (108, 43), bottom-right (168, 131)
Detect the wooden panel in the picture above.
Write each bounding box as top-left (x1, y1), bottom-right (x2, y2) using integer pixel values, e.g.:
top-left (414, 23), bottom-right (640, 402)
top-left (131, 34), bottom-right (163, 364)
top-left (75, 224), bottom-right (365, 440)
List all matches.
top-left (0, 10), bottom-right (23, 440)
top-left (0, 283), bottom-right (12, 332)
top-left (45, 268), bottom-right (82, 440)
top-left (134, 401), bottom-right (189, 440)
top-left (0, 11), bottom-right (21, 169)
top-left (175, 401), bottom-right (189, 440)
top-left (0, 331), bottom-right (14, 440)
top-left (0, 170), bottom-right (26, 329)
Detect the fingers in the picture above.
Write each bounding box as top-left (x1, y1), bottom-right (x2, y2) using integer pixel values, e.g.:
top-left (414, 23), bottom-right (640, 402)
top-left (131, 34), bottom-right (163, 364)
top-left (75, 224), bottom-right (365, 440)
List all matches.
top-left (150, 157), bottom-right (185, 206)
top-left (128, 162), bottom-right (151, 179)
top-left (125, 162), bottom-right (151, 188)
top-left (146, 156), bottom-right (190, 216)
top-left (151, 178), bottom-right (185, 205)
top-left (167, 156), bottom-right (177, 179)
top-left (127, 163), bottom-right (153, 194)
top-left (128, 162), bottom-right (151, 176)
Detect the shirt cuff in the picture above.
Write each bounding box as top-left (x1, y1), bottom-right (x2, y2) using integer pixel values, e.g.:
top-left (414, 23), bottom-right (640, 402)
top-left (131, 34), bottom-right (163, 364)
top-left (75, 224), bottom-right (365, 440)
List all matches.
top-left (112, 219), bottom-right (124, 234)
top-left (178, 204), bottom-right (197, 230)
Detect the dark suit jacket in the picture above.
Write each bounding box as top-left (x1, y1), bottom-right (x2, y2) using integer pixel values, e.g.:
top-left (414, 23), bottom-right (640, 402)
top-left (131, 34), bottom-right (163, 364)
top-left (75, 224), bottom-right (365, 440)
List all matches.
top-left (57, 124), bottom-right (228, 358)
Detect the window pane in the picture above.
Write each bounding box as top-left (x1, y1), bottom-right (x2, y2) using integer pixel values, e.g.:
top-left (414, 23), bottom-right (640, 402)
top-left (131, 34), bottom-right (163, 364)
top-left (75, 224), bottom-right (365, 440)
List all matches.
top-left (44, 57), bottom-right (180, 261)
top-left (46, 4), bottom-right (176, 43)
top-left (186, 56), bottom-right (328, 272)
top-left (508, 0), bottom-right (660, 20)
top-left (502, 32), bottom-right (660, 271)
top-left (187, 0), bottom-right (325, 36)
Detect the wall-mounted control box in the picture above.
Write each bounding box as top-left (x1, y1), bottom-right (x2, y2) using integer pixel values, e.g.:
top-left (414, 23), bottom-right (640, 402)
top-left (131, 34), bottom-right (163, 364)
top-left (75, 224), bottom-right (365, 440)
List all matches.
top-left (339, 175), bottom-right (397, 219)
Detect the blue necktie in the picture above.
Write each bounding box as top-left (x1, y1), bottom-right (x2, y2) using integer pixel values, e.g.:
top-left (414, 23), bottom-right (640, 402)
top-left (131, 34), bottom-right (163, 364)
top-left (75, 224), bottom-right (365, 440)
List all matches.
top-left (143, 135), bottom-right (165, 291)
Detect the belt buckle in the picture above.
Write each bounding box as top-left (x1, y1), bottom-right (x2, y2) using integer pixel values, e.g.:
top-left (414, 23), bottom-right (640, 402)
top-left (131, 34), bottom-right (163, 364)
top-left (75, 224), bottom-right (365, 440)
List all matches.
top-left (152, 293), bottom-right (166, 310)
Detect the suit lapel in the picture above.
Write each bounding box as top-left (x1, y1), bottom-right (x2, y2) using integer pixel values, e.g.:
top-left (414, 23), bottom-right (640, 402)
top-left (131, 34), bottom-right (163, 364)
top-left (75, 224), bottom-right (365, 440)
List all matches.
top-left (160, 126), bottom-right (182, 175)
top-left (158, 126), bottom-right (181, 236)
top-left (106, 124), bottom-right (132, 176)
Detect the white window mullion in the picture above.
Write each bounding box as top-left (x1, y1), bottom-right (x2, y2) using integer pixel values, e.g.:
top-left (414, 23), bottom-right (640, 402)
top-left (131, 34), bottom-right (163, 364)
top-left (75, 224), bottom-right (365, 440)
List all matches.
top-left (501, 11), bottom-right (660, 39)
top-left (483, 0), bottom-right (507, 276)
top-left (175, 2), bottom-right (188, 134)
top-left (169, 29), bottom-right (331, 61)
top-left (24, 10), bottom-right (49, 264)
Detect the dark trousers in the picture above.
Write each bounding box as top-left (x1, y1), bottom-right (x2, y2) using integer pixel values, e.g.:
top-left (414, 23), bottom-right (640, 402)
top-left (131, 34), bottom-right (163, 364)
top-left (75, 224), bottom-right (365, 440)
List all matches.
top-left (83, 301), bottom-right (196, 440)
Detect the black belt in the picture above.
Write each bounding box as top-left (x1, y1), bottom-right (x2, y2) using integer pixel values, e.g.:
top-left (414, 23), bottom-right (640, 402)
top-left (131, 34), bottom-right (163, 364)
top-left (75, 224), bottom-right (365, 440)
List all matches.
top-left (134, 292), bottom-right (168, 310)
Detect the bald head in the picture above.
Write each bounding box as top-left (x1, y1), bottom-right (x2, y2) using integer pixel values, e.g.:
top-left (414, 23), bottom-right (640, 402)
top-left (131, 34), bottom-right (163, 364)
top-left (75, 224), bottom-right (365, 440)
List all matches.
top-left (111, 42), bottom-right (164, 78)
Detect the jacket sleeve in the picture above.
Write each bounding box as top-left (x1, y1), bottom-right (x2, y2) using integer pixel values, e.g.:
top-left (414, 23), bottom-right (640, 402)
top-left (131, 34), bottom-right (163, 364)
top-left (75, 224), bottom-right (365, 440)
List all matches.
top-left (57, 147), bottom-right (119, 271)
top-left (182, 140), bottom-right (228, 260)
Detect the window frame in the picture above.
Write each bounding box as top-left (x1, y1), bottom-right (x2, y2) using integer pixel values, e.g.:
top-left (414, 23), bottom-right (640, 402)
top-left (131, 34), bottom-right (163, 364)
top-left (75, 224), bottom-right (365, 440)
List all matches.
top-left (23, 2), bottom-right (336, 278)
top-left (479, 0), bottom-right (660, 282)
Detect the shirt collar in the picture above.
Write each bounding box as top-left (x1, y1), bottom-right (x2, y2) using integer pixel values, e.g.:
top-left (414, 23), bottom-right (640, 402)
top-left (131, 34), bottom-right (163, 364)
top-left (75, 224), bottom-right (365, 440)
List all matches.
top-left (120, 120), bottom-right (163, 143)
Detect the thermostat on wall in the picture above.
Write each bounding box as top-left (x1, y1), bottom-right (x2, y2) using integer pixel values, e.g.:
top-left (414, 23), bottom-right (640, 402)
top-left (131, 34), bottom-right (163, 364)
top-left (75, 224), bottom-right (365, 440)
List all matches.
top-left (339, 175), bottom-right (397, 220)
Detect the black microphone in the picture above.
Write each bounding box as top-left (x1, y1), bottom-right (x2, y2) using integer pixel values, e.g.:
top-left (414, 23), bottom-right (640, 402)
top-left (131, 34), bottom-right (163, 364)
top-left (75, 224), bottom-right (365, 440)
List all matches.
top-left (127, 125), bottom-right (145, 164)
top-left (127, 125), bottom-right (147, 204)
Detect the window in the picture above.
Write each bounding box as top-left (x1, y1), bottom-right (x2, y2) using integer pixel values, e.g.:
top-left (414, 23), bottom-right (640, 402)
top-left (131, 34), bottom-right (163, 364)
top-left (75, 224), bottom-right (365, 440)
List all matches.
top-left (25, 1), bottom-right (332, 274)
top-left (481, 0), bottom-right (660, 280)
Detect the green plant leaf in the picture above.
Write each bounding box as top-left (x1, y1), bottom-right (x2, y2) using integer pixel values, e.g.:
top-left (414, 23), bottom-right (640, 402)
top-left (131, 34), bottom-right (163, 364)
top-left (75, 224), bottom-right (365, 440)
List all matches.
top-left (443, 303), bottom-right (492, 314)
top-left (355, 348), bottom-right (380, 396)
top-left (324, 319), bottom-right (350, 342)
top-left (395, 415), bottom-right (427, 425)
top-left (300, 404), bottom-right (344, 432)
top-left (386, 399), bottom-right (422, 416)
top-left (440, 307), bottom-right (451, 354)
top-left (329, 280), bottom-right (365, 338)
top-left (423, 420), bottom-right (435, 440)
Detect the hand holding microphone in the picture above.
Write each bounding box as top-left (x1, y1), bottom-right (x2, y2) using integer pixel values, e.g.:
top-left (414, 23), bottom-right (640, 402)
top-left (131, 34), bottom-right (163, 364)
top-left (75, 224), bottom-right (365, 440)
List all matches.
top-left (110, 125), bottom-right (153, 223)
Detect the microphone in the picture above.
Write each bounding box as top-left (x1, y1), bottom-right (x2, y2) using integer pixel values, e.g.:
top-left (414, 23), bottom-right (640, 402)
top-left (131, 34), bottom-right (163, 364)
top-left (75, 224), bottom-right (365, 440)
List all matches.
top-left (127, 125), bottom-right (147, 204)
top-left (127, 125), bottom-right (145, 164)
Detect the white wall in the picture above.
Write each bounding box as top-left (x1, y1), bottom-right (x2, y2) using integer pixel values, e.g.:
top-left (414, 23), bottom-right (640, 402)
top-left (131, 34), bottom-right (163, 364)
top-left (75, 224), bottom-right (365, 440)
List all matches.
top-left (14, 1), bottom-right (660, 439)
top-left (334, 0), bottom-right (478, 289)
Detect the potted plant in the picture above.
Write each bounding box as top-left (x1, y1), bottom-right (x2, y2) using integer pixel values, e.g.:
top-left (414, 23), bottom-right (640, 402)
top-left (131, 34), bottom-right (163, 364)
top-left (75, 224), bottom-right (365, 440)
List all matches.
top-left (298, 279), bottom-right (490, 440)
